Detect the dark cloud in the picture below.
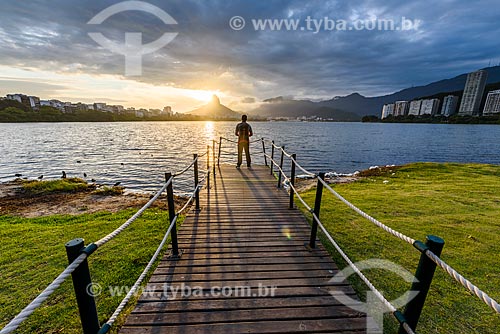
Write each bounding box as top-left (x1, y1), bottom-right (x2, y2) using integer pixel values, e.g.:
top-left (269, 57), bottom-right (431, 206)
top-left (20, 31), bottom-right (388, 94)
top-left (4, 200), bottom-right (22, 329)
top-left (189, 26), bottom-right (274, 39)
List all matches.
top-left (1, 0), bottom-right (500, 100)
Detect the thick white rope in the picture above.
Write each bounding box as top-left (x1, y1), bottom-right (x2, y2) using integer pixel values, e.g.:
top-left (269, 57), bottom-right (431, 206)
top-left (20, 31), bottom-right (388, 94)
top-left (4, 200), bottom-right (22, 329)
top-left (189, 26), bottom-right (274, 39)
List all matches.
top-left (176, 188), bottom-right (197, 215)
top-left (173, 156), bottom-right (198, 177)
top-left (316, 177), bottom-right (416, 246)
top-left (221, 137), bottom-right (238, 144)
top-left (265, 154), bottom-right (314, 212)
top-left (313, 214), bottom-right (416, 334)
top-left (101, 170), bottom-right (211, 331)
top-left (1, 153), bottom-right (211, 333)
top-left (1, 180), bottom-right (172, 333)
top-left (315, 214), bottom-right (415, 333)
top-left (0, 253), bottom-right (88, 334)
top-left (289, 154), bottom-right (316, 177)
top-left (95, 180), bottom-right (170, 247)
top-left (425, 250), bottom-right (500, 313)
top-left (102, 216), bottom-right (177, 329)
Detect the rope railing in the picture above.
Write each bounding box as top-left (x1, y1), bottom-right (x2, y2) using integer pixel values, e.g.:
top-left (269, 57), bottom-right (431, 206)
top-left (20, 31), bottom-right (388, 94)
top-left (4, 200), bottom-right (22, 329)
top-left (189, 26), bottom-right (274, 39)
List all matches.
top-left (173, 155), bottom-right (199, 177)
top-left (0, 253), bottom-right (88, 334)
top-left (313, 213), bottom-right (416, 334)
top-left (95, 180), bottom-right (171, 248)
top-left (316, 177), bottom-right (416, 246)
top-left (98, 215), bottom-right (178, 333)
top-left (99, 170), bottom-right (210, 334)
top-left (0, 147), bottom-right (212, 334)
top-left (425, 250), bottom-right (500, 313)
top-left (265, 153), bottom-right (314, 212)
top-left (263, 151), bottom-right (415, 333)
top-left (259, 137), bottom-right (500, 333)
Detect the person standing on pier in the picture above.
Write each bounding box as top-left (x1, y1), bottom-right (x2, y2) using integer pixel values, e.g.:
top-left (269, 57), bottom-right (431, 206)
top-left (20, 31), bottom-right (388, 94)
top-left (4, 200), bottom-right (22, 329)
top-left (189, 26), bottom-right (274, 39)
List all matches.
top-left (235, 115), bottom-right (253, 169)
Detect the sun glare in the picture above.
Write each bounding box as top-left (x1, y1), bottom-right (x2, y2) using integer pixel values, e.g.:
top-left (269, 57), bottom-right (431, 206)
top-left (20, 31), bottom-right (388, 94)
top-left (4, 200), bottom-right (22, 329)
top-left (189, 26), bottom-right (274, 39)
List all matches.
top-left (183, 89), bottom-right (221, 102)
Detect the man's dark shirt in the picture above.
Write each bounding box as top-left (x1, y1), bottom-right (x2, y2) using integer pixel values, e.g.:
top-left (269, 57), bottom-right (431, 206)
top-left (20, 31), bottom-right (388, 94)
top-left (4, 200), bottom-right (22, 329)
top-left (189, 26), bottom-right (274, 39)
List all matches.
top-left (235, 121), bottom-right (253, 143)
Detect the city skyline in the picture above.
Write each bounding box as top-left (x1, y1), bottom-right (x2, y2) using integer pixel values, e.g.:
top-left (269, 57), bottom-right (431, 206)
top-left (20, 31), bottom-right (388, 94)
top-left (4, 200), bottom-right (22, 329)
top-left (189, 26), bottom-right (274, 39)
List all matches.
top-left (1, 1), bottom-right (500, 112)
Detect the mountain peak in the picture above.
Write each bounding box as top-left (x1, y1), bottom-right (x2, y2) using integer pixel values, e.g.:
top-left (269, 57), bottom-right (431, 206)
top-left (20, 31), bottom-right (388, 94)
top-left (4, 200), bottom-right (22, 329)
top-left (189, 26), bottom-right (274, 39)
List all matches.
top-left (186, 95), bottom-right (240, 119)
top-left (210, 94), bottom-right (221, 106)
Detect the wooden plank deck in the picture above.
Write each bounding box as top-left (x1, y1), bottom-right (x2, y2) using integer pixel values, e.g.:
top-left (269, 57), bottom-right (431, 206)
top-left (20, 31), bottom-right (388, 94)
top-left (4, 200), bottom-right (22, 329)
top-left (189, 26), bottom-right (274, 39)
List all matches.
top-left (120, 165), bottom-right (369, 333)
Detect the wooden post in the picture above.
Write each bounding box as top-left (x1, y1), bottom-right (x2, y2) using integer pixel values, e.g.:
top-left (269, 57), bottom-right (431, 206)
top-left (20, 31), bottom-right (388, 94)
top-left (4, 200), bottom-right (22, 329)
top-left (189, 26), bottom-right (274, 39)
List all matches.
top-left (289, 154), bottom-right (296, 209)
top-left (262, 138), bottom-right (268, 167)
top-left (399, 236), bottom-right (445, 333)
top-left (277, 145), bottom-right (285, 188)
top-left (65, 238), bottom-right (100, 334)
top-left (206, 145), bottom-right (210, 191)
top-left (217, 137), bottom-right (222, 166)
top-left (212, 140), bottom-right (216, 178)
top-left (309, 172), bottom-right (325, 248)
top-left (270, 141), bottom-right (275, 175)
top-left (165, 172), bottom-right (179, 257)
top-left (193, 154), bottom-right (200, 211)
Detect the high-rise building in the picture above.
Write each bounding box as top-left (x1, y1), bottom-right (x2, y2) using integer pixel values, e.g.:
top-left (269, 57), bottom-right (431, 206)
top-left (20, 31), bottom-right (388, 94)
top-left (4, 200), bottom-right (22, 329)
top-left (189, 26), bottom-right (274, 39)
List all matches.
top-left (483, 90), bottom-right (500, 115)
top-left (381, 103), bottom-right (394, 119)
top-left (28, 96), bottom-right (41, 111)
top-left (441, 95), bottom-right (459, 117)
top-left (93, 102), bottom-right (107, 111)
top-left (420, 99), bottom-right (441, 116)
top-left (394, 101), bottom-right (409, 116)
top-left (458, 70), bottom-right (488, 116)
top-left (163, 106), bottom-right (173, 116)
top-left (408, 100), bottom-right (422, 116)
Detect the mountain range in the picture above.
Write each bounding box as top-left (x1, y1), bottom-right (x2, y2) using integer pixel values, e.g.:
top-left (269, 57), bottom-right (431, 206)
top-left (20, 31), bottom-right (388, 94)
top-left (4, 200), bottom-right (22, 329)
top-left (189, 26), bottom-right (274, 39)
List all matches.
top-left (248, 65), bottom-right (500, 121)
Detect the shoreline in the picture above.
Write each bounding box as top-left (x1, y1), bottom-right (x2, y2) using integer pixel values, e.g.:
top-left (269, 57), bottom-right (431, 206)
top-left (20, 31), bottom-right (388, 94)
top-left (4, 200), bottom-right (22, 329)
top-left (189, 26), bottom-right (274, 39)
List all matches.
top-left (0, 179), bottom-right (186, 218)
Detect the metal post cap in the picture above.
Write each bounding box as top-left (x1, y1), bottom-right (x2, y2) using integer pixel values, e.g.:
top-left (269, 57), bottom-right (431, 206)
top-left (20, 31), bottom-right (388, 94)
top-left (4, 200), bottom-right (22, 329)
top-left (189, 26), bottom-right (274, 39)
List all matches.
top-left (65, 238), bottom-right (84, 248)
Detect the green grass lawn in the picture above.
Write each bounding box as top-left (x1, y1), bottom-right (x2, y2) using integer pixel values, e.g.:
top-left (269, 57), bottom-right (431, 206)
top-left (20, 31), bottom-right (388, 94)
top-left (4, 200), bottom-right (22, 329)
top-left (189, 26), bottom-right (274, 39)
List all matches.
top-left (0, 208), bottom-right (177, 333)
top-left (298, 162), bottom-right (500, 333)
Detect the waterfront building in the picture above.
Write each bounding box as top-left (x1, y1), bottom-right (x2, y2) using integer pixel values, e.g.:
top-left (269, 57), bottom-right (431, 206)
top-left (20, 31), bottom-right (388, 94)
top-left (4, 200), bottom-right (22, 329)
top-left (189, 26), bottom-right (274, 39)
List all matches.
top-left (394, 101), bottom-right (409, 116)
top-left (483, 89), bottom-right (500, 115)
top-left (408, 100), bottom-right (422, 116)
top-left (93, 102), bottom-right (107, 111)
top-left (163, 106), bottom-right (173, 116)
top-left (458, 70), bottom-right (488, 116)
top-left (420, 99), bottom-right (441, 116)
top-left (28, 96), bottom-right (40, 111)
top-left (441, 95), bottom-right (459, 117)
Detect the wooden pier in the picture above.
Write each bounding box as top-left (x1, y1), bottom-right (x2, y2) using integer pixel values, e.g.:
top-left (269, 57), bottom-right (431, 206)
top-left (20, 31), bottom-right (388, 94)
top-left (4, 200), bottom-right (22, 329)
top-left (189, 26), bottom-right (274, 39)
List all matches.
top-left (120, 165), bottom-right (368, 333)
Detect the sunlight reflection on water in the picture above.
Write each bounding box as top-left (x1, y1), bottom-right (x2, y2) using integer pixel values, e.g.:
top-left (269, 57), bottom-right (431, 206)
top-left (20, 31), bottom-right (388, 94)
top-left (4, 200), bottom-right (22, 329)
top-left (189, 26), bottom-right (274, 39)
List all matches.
top-left (1, 121), bottom-right (500, 192)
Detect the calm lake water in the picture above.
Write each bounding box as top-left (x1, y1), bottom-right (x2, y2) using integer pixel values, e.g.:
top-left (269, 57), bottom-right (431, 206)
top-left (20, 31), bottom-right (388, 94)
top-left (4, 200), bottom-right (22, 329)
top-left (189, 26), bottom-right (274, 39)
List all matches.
top-left (1, 121), bottom-right (500, 192)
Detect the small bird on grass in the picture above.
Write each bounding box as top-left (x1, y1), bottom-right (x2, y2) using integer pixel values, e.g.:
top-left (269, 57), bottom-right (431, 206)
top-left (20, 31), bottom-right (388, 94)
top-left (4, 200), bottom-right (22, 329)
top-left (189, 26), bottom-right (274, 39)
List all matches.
top-left (61, 171), bottom-right (67, 179)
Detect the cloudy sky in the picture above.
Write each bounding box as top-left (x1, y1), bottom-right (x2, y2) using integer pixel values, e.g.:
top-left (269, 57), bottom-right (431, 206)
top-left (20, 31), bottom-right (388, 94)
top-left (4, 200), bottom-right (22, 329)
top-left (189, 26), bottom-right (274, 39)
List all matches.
top-left (0, 0), bottom-right (499, 112)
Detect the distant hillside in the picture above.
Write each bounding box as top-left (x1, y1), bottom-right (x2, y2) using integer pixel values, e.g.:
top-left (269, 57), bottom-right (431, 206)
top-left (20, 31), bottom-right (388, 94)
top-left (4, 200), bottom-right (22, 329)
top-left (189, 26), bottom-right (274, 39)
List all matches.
top-left (186, 95), bottom-right (241, 120)
top-left (248, 97), bottom-right (360, 121)
top-left (251, 66), bottom-right (500, 119)
top-left (0, 98), bottom-right (31, 112)
top-left (320, 65), bottom-right (500, 117)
